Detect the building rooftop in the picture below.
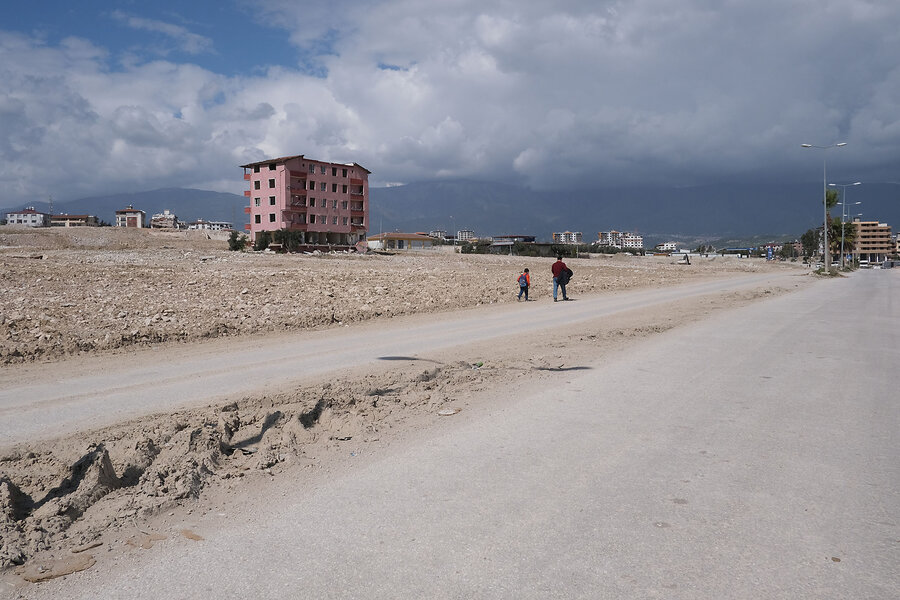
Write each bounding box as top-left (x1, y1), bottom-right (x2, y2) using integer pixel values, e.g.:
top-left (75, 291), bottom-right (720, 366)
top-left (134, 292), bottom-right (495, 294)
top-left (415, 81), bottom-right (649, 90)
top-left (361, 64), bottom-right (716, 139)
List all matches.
top-left (239, 155), bottom-right (371, 173)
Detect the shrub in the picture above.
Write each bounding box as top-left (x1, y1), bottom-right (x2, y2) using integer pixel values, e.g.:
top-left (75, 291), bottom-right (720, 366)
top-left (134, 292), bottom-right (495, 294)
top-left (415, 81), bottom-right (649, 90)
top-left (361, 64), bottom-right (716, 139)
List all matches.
top-left (228, 231), bottom-right (247, 251)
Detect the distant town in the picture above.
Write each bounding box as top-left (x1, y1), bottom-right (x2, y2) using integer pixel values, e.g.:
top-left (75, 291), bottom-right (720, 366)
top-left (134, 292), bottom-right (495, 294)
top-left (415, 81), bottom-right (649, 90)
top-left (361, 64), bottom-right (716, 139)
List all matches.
top-left (4, 152), bottom-right (897, 267)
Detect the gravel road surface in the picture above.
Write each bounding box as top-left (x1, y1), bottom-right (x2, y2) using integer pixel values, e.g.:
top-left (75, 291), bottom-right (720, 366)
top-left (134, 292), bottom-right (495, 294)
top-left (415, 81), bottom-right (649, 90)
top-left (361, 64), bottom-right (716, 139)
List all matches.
top-left (15, 270), bottom-right (898, 599)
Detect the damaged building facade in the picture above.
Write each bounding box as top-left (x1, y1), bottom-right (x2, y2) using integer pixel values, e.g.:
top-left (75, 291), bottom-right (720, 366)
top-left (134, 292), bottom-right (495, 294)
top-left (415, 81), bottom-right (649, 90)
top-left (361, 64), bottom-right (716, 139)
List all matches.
top-left (241, 155), bottom-right (369, 248)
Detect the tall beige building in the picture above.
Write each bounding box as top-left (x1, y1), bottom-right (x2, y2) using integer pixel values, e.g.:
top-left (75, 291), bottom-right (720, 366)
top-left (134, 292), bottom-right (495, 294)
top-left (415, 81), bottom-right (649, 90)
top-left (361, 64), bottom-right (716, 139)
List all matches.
top-left (852, 219), bottom-right (893, 262)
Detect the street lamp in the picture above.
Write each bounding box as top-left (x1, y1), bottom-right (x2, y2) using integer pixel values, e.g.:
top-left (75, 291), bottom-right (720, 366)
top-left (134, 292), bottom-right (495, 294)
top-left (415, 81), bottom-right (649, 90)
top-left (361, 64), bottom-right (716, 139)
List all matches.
top-left (850, 212), bottom-right (864, 265)
top-left (829, 181), bottom-right (861, 268)
top-left (802, 142), bottom-right (846, 270)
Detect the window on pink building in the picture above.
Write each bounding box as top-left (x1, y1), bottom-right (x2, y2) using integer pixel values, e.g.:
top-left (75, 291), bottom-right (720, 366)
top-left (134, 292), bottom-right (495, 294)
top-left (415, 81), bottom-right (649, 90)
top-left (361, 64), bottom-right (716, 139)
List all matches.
top-left (268, 179), bottom-right (275, 188)
top-left (269, 214), bottom-right (276, 222)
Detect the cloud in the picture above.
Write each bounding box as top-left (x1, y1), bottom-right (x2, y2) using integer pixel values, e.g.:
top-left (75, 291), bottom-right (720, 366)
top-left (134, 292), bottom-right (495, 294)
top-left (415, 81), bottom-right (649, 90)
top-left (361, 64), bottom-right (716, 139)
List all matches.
top-left (1, 0), bottom-right (899, 210)
top-left (111, 10), bottom-right (214, 55)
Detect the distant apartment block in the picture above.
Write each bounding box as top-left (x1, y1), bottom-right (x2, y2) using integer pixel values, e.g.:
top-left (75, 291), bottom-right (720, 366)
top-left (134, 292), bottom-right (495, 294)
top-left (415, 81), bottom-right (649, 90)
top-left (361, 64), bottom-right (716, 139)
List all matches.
top-left (597, 230), bottom-right (644, 249)
top-left (853, 219), bottom-right (893, 262)
top-left (552, 231), bottom-right (583, 244)
top-left (429, 229), bottom-right (446, 240)
top-left (151, 209), bottom-right (180, 229)
top-left (188, 220), bottom-right (233, 231)
top-left (50, 214), bottom-right (99, 227)
top-left (240, 154), bottom-right (369, 245)
top-left (116, 205), bottom-right (146, 228)
top-left (5, 207), bottom-right (50, 227)
top-left (457, 229), bottom-right (475, 242)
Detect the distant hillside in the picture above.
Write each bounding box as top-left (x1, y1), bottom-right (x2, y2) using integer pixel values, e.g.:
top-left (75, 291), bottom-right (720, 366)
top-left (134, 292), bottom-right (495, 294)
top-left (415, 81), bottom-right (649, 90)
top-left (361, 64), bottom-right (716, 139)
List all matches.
top-left (1, 188), bottom-right (247, 226)
top-left (4, 181), bottom-right (897, 246)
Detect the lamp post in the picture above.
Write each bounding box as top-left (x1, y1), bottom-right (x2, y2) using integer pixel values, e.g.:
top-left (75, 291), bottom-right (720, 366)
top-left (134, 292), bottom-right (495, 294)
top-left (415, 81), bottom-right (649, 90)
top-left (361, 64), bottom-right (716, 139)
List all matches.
top-left (851, 212), bottom-right (863, 265)
top-left (802, 142), bottom-right (846, 270)
top-left (829, 181), bottom-right (861, 268)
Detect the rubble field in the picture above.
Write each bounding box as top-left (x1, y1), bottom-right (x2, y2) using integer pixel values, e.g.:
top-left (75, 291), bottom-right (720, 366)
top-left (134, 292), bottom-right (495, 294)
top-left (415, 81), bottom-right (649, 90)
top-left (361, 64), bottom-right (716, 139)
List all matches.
top-left (0, 226), bottom-right (803, 365)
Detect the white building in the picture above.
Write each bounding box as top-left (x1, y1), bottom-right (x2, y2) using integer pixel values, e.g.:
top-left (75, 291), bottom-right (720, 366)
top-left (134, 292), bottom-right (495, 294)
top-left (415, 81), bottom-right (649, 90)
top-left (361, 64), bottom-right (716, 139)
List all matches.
top-left (655, 242), bottom-right (678, 253)
top-left (151, 209), bottom-right (180, 229)
top-left (597, 230), bottom-right (644, 250)
top-left (115, 205), bottom-right (146, 228)
top-left (457, 229), bottom-right (475, 242)
top-left (552, 231), bottom-right (583, 244)
top-left (187, 220), bottom-right (233, 231)
top-left (622, 233), bottom-right (644, 249)
top-left (5, 207), bottom-right (50, 227)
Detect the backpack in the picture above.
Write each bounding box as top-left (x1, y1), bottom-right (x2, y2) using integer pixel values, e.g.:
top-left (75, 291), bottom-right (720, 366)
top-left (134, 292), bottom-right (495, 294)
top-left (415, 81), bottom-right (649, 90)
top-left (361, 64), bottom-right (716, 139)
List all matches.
top-left (518, 273), bottom-right (528, 287)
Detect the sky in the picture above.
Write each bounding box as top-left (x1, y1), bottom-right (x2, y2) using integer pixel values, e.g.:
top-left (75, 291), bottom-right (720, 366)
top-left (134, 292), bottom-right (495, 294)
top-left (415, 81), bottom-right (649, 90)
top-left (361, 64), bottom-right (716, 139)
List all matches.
top-left (2, 0), bottom-right (899, 208)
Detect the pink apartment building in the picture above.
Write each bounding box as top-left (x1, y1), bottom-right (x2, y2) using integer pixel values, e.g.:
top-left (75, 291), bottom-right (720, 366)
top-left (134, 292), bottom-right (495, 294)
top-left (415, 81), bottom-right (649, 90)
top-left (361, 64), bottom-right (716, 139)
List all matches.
top-left (240, 155), bottom-right (370, 246)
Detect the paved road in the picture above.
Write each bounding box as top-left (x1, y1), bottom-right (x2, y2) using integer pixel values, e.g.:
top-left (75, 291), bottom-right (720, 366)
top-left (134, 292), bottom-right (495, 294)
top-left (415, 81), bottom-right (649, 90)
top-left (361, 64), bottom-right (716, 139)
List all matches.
top-left (1, 272), bottom-right (792, 446)
top-left (21, 270), bottom-right (898, 599)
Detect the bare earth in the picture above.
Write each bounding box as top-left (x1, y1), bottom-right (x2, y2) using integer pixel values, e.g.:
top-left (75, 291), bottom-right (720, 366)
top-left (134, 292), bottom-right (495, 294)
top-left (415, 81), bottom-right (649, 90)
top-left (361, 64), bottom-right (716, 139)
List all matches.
top-left (0, 227), bottom-right (811, 592)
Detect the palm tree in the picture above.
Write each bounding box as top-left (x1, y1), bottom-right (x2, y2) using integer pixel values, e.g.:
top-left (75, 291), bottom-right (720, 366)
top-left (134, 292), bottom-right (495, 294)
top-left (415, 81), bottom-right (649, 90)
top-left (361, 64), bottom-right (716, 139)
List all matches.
top-left (829, 220), bottom-right (857, 264)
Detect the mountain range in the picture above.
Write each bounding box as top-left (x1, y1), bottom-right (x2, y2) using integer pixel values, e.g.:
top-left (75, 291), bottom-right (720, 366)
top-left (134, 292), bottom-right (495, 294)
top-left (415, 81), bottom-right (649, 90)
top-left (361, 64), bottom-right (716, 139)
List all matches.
top-left (3, 180), bottom-right (897, 248)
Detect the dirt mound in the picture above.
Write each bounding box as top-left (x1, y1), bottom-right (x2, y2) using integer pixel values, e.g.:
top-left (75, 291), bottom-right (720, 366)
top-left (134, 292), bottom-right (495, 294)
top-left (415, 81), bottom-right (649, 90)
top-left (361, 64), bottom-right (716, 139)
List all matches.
top-left (0, 358), bottom-right (492, 569)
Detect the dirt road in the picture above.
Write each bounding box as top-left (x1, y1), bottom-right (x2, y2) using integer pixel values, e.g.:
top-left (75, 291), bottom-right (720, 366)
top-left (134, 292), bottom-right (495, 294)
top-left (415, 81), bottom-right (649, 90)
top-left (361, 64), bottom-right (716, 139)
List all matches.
top-left (9, 271), bottom-right (898, 599)
top-left (0, 272), bottom-right (801, 446)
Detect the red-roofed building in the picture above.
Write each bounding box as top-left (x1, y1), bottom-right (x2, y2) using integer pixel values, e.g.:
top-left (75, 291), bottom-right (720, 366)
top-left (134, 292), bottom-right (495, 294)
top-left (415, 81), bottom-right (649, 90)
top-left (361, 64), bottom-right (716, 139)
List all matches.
top-left (115, 205), bottom-right (146, 228)
top-left (50, 214), bottom-right (99, 227)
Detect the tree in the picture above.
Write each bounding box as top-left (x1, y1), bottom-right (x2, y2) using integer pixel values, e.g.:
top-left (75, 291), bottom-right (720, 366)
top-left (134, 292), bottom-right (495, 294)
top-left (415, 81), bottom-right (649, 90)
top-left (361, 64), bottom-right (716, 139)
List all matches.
top-left (823, 188), bottom-right (840, 267)
top-left (829, 221), bottom-right (857, 264)
top-left (228, 231), bottom-right (247, 251)
top-left (800, 228), bottom-right (819, 259)
top-left (253, 230), bottom-right (271, 251)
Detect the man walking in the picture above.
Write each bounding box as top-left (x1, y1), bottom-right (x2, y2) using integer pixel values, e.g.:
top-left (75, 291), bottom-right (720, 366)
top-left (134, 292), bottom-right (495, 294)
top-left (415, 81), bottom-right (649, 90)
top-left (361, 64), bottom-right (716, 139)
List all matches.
top-left (551, 255), bottom-right (571, 302)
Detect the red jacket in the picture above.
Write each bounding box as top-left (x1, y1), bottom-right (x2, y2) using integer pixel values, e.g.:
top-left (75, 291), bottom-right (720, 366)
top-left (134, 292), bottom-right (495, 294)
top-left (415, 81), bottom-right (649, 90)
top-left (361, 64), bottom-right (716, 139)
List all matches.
top-left (551, 260), bottom-right (567, 278)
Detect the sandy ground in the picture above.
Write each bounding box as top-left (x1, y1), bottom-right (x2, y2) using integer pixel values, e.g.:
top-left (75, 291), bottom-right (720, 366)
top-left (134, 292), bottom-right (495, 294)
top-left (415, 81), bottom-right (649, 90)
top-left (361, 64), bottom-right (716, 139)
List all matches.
top-left (0, 226), bottom-right (811, 590)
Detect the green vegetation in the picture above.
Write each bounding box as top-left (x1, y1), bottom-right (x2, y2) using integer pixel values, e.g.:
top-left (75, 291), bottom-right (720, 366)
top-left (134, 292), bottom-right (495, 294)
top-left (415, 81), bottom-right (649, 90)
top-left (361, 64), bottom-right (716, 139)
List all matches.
top-left (253, 230), bottom-right (271, 251)
top-left (227, 231), bottom-right (247, 251)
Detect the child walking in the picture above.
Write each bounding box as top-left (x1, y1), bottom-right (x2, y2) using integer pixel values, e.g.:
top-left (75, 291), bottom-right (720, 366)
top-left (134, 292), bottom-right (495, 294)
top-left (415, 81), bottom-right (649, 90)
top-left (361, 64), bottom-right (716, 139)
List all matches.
top-left (517, 268), bottom-right (530, 301)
